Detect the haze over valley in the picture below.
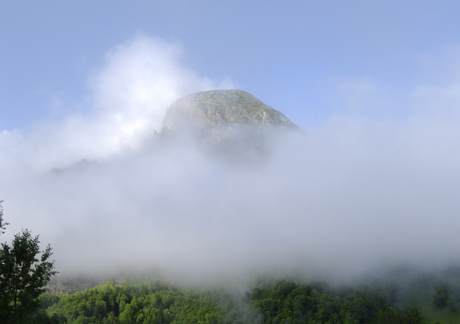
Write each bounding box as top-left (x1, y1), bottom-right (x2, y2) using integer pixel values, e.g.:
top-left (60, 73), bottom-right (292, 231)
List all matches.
top-left (2, 2), bottom-right (460, 322)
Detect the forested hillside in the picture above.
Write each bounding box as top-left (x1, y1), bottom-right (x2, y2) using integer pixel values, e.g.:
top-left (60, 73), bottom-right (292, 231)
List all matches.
top-left (33, 270), bottom-right (460, 324)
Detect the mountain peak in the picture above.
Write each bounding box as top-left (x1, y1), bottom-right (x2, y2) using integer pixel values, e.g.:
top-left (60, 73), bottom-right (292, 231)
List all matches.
top-left (161, 89), bottom-right (297, 132)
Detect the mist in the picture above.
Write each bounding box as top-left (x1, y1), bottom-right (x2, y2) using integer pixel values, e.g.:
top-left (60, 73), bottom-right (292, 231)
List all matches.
top-left (1, 35), bottom-right (460, 285)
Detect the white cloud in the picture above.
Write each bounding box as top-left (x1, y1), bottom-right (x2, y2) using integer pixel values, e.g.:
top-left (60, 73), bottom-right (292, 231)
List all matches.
top-left (88, 35), bottom-right (216, 135)
top-left (2, 37), bottom-right (460, 284)
top-left (412, 83), bottom-right (460, 120)
top-left (2, 35), bottom-right (233, 170)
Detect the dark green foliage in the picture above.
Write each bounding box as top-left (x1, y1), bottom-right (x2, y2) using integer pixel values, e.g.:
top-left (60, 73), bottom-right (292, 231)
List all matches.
top-left (375, 306), bottom-right (426, 324)
top-left (433, 285), bottom-right (451, 310)
top-left (44, 280), bottom-right (260, 324)
top-left (37, 277), bottom-right (442, 324)
top-left (41, 276), bottom-right (454, 324)
top-left (0, 202), bottom-right (57, 324)
top-left (249, 280), bottom-right (428, 324)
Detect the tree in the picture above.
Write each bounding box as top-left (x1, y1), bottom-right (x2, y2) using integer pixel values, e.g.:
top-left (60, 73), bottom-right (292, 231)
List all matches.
top-left (0, 201), bottom-right (57, 324)
top-left (0, 200), bottom-right (8, 235)
top-left (433, 284), bottom-right (451, 310)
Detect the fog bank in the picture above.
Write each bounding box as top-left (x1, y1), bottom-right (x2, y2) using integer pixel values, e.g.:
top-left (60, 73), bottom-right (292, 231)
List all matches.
top-left (1, 35), bottom-right (460, 284)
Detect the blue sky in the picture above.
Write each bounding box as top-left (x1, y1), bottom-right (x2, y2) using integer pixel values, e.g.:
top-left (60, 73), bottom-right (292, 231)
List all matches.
top-left (3, 0), bottom-right (460, 130)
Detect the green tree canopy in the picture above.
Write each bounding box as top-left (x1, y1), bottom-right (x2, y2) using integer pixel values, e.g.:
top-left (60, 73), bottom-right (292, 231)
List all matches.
top-left (0, 201), bottom-right (57, 324)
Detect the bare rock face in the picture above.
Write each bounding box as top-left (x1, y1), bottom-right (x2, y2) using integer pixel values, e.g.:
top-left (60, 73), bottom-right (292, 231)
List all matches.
top-left (160, 90), bottom-right (298, 163)
top-left (162, 89), bottom-right (297, 134)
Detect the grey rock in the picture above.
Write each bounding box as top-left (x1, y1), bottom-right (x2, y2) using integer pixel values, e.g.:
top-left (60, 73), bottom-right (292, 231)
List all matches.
top-left (161, 89), bottom-right (298, 134)
top-left (160, 90), bottom-right (298, 164)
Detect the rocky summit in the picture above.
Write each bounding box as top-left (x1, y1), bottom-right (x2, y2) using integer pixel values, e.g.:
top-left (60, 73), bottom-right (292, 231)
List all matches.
top-left (161, 89), bottom-right (298, 133)
top-left (160, 89), bottom-right (298, 163)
